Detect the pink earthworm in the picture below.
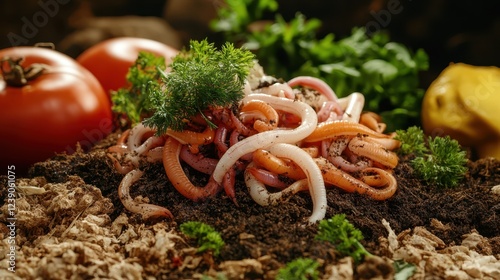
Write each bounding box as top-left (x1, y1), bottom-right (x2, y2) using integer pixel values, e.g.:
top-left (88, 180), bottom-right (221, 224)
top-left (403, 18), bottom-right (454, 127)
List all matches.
top-left (180, 145), bottom-right (218, 175)
top-left (247, 167), bottom-right (288, 189)
top-left (288, 76), bottom-right (338, 101)
top-left (326, 136), bottom-right (372, 172)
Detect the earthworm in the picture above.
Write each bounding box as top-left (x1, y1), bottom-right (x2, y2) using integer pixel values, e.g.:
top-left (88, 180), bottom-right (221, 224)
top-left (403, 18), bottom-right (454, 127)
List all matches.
top-left (108, 129), bottom-right (130, 153)
top-left (326, 136), bottom-right (372, 172)
top-left (162, 137), bottom-right (222, 201)
top-left (245, 162), bottom-right (309, 206)
top-left (229, 130), bottom-right (253, 162)
top-left (360, 112), bottom-right (386, 133)
top-left (127, 123), bottom-right (155, 151)
top-left (240, 99), bottom-right (279, 132)
top-left (246, 167), bottom-right (288, 189)
top-left (254, 82), bottom-right (295, 99)
top-left (317, 100), bottom-right (343, 122)
top-left (250, 142), bottom-right (327, 223)
top-left (304, 120), bottom-right (390, 143)
top-left (179, 145), bottom-right (218, 175)
top-left (348, 136), bottom-right (399, 169)
top-left (214, 126), bottom-right (229, 157)
top-left (118, 169), bottom-right (173, 219)
top-left (288, 76), bottom-right (338, 101)
top-left (223, 167), bottom-right (237, 205)
top-left (230, 109), bottom-right (252, 136)
top-left (212, 93), bottom-right (317, 185)
top-left (337, 92), bottom-right (365, 123)
top-left (252, 149), bottom-right (306, 180)
top-left (314, 157), bottom-right (397, 200)
top-left (166, 126), bottom-right (215, 150)
top-left (361, 136), bottom-right (401, 150)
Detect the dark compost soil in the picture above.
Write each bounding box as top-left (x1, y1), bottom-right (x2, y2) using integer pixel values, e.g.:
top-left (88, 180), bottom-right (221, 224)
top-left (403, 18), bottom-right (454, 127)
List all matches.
top-left (1, 131), bottom-right (499, 279)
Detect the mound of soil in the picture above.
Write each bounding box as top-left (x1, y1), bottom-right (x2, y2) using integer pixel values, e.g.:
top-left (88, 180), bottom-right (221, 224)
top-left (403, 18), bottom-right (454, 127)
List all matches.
top-left (1, 131), bottom-right (499, 279)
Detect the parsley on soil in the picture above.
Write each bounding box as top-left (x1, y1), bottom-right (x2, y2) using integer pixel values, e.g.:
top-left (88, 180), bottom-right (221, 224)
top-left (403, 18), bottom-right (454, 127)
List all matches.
top-left (395, 126), bottom-right (468, 188)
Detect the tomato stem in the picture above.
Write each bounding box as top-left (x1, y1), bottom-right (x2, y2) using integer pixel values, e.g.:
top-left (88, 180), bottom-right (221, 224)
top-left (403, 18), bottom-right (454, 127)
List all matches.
top-left (0, 56), bottom-right (47, 87)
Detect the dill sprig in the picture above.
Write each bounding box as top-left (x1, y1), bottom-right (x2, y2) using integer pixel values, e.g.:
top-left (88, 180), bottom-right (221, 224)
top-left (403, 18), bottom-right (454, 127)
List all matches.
top-left (144, 39), bottom-right (255, 133)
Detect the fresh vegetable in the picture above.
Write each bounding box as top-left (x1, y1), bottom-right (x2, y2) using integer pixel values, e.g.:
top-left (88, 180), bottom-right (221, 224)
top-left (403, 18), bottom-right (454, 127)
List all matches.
top-left (0, 46), bottom-right (113, 174)
top-left (180, 221), bottom-right (225, 256)
top-left (276, 258), bottom-right (319, 280)
top-left (143, 39), bottom-right (255, 133)
top-left (421, 63), bottom-right (500, 159)
top-left (315, 214), bottom-right (371, 263)
top-left (76, 37), bottom-right (178, 97)
top-left (395, 126), bottom-right (468, 188)
top-left (211, 0), bottom-right (429, 131)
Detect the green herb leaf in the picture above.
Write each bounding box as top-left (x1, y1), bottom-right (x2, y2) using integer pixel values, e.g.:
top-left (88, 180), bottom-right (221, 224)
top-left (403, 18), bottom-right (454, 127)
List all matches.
top-left (276, 258), bottom-right (319, 280)
top-left (180, 221), bottom-right (225, 256)
top-left (111, 51), bottom-right (166, 124)
top-left (315, 214), bottom-right (371, 263)
top-left (395, 126), bottom-right (428, 156)
top-left (144, 39), bottom-right (255, 133)
top-left (412, 135), bottom-right (468, 188)
top-left (395, 126), bottom-right (468, 188)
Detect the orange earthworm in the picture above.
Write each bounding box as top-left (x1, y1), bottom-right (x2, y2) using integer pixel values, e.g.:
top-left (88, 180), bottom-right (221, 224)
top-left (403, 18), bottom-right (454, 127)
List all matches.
top-left (162, 137), bottom-right (222, 202)
top-left (252, 149), bottom-right (307, 180)
top-left (359, 112), bottom-right (386, 133)
top-left (348, 136), bottom-right (399, 169)
top-left (315, 158), bottom-right (397, 200)
top-left (304, 120), bottom-right (390, 143)
top-left (240, 99), bottom-right (279, 132)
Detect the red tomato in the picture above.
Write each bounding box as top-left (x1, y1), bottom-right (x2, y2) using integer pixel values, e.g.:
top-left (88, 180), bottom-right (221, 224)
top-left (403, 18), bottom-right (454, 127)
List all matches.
top-left (0, 47), bottom-right (113, 174)
top-left (76, 37), bottom-right (179, 96)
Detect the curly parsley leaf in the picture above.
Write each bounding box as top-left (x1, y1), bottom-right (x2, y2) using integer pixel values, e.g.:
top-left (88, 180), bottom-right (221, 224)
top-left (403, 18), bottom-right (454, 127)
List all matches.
top-left (111, 51), bottom-right (166, 124)
top-left (412, 135), bottom-right (468, 188)
top-left (315, 214), bottom-right (371, 263)
top-left (395, 126), bottom-right (468, 188)
top-left (276, 258), bottom-right (320, 280)
top-left (180, 221), bottom-right (225, 256)
top-left (394, 126), bottom-right (429, 156)
top-left (144, 39), bottom-right (255, 133)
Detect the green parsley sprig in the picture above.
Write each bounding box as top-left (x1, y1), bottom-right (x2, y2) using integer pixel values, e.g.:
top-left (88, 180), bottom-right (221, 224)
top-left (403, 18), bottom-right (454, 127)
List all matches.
top-left (395, 126), bottom-right (468, 188)
top-left (144, 40), bottom-right (254, 133)
top-left (111, 51), bottom-right (166, 124)
top-left (180, 221), bottom-right (225, 256)
top-left (315, 214), bottom-right (371, 263)
top-left (276, 258), bottom-right (320, 280)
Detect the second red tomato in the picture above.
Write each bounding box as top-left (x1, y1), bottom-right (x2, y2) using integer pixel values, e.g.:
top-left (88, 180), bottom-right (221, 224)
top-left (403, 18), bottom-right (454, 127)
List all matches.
top-left (76, 37), bottom-right (179, 97)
